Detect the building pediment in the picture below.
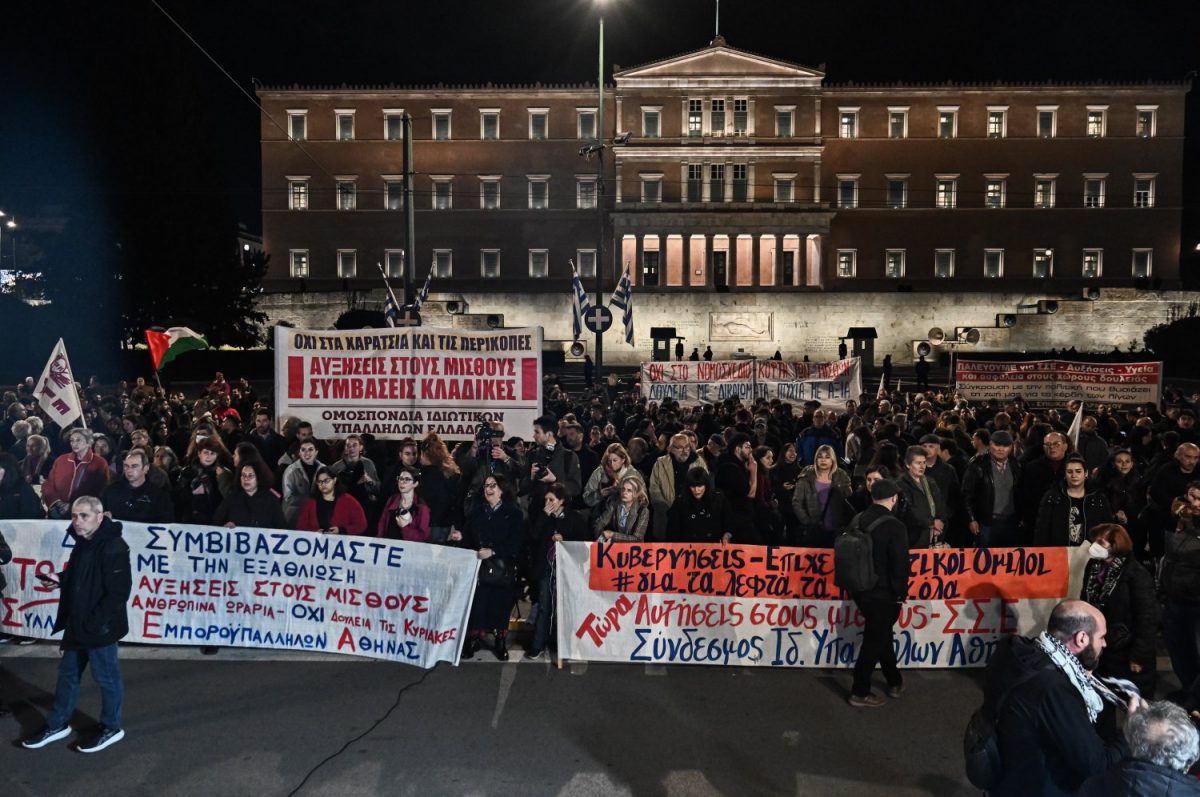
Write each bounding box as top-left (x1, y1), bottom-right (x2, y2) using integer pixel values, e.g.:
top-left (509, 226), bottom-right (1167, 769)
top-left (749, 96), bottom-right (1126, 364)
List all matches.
top-left (615, 39), bottom-right (823, 89)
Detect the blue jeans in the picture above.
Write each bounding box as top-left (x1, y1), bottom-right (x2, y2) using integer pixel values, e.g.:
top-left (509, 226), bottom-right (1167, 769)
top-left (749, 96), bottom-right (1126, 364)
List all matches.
top-left (47, 644), bottom-right (123, 731)
top-left (977, 517), bottom-right (1019, 548)
top-left (531, 566), bottom-right (555, 653)
top-left (1164, 602), bottom-right (1200, 698)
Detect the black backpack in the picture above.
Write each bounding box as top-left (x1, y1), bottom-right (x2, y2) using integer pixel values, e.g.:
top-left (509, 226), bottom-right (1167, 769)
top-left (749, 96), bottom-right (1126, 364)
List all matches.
top-left (833, 513), bottom-right (889, 593)
top-left (963, 669), bottom-right (1039, 789)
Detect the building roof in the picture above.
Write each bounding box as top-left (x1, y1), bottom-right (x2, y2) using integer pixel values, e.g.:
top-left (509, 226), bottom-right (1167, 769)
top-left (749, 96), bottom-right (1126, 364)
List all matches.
top-left (257, 81), bottom-right (607, 93)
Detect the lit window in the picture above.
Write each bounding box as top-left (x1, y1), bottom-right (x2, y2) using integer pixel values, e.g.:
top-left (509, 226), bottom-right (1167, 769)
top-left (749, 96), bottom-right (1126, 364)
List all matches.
top-left (987, 108), bottom-right (1007, 138)
top-left (480, 177), bottom-right (501, 210)
top-left (289, 250), bottom-right (309, 278)
top-left (1082, 249), bottom-right (1103, 278)
top-left (481, 250), bottom-right (501, 278)
top-left (432, 111), bottom-right (452, 140)
top-left (839, 108), bottom-right (859, 139)
top-left (710, 164), bottom-right (725, 202)
top-left (731, 164), bottom-right (748, 202)
top-left (1136, 107), bottom-right (1157, 138)
top-left (385, 249), bottom-right (404, 278)
top-left (337, 250), bottom-right (357, 278)
top-left (938, 108), bottom-right (958, 139)
top-left (888, 108), bottom-right (908, 139)
top-left (642, 108), bottom-right (661, 138)
top-left (934, 250), bottom-right (955, 278)
top-left (935, 177), bottom-right (957, 209)
top-left (336, 180), bottom-right (356, 211)
top-left (336, 111), bottom-right (355, 141)
top-left (885, 250), bottom-right (905, 278)
top-left (287, 110), bottom-right (307, 141)
top-left (1087, 107), bottom-right (1107, 137)
top-left (775, 107), bottom-right (794, 137)
top-left (576, 249), bottom-right (597, 278)
top-left (578, 109), bottom-right (596, 140)
top-left (528, 177), bottom-right (549, 209)
top-left (288, 179), bottom-right (309, 211)
top-left (1133, 176), bottom-right (1155, 208)
top-left (1132, 249), bottom-right (1152, 278)
top-left (433, 250), bottom-right (453, 278)
top-left (1033, 249), bottom-right (1054, 278)
top-left (985, 178), bottom-right (1006, 209)
top-left (836, 250), bottom-right (856, 278)
top-left (1034, 176), bottom-right (1057, 209)
top-left (528, 249), bottom-right (549, 278)
top-left (733, 99), bottom-right (748, 134)
top-left (1037, 108), bottom-right (1057, 138)
top-left (384, 111), bottom-right (404, 141)
top-left (641, 176), bottom-right (662, 204)
top-left (529, 109), bottom-right (548, 140)
top-left (432, 177), bottom-right (452, 210)
top-left (577, 178), bottom-right (597, 209)
top-left (886, 177), bottom-right (908, 209)
top-left (837, 176), bottom-right (859, 209)
top-left (480, 110), bottom-right (499, 140)
top-left (983, 249), bottom-right (1004, 278)
top-left (688, 100), bottom-right (703, 137)
top-left (1084, 177), bottom-right (1106, 208)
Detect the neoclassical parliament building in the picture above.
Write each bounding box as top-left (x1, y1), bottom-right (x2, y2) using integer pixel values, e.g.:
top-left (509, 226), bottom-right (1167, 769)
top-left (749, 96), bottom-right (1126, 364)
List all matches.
top-left (257, 36), bottom-right (1190, 363)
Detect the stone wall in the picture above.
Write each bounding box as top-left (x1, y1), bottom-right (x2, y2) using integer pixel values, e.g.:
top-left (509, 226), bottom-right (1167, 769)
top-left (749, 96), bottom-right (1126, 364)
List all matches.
top-left (256, 288), bottom-right (1199, 367)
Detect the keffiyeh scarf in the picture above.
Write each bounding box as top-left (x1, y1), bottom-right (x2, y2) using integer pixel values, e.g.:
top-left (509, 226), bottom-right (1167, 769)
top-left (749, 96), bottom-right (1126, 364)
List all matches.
top-left (1035, 631), bottom-right (1104, 724)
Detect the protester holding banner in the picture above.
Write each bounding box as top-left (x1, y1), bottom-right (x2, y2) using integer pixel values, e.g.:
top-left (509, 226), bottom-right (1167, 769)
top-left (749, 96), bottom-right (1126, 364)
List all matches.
top-left (451, 473), bottom-right (524, 661)
top-left (376, 467), bottom-right (428, 541)
top-left (790, 444), bottom-right (853, 548)
top-left (213, 461), bottom-right (286, 530)
top-left (42, 428), bottom-right (109, 520)
top-left (296, 465), bottom-right (368, 535)
top-left (1033, 456), bottom-right (1114, 547)
top-left (0, 452), bottom-right (44, 519)
top-left (525, 484), bottom-right (589, 661)
top-left (665, 467), bottom-right (733, 544)
top-left (281, 439), bottom-right (323, 525)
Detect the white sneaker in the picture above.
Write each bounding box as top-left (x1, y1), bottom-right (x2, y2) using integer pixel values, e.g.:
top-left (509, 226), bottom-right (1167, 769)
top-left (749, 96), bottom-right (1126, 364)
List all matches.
top-left (78, 727), bottom-right (125, 753)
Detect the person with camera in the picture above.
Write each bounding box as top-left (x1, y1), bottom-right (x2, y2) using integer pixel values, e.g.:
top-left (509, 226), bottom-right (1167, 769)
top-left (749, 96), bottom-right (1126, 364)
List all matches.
top-left (296, 465), bottom-right (367, 535)
top-left (457, 422), bottom-right (522, 518)
top-left (520, 414), bottom-right (581, 519)
top-left (376, 466), bottom-right (429, 541)
top-left (450, 473), bottom-right (523, 661)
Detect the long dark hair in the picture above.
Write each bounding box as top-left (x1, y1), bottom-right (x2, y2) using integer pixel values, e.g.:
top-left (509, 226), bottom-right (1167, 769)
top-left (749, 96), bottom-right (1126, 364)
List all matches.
top-left (309, 465), bottom-right (342, 499)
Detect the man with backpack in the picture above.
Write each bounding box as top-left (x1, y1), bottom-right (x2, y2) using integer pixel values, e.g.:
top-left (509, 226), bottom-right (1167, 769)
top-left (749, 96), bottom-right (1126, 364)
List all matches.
top-left (843, 478), bottom-right (910, 707)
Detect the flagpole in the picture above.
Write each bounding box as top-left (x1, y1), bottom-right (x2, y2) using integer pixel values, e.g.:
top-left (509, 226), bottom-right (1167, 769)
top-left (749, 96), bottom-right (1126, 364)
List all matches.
top-left (376, 260), bottom-right (403, 310)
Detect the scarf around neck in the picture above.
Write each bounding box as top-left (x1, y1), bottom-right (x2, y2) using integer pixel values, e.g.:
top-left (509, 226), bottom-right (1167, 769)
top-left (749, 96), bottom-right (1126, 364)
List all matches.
top-left (1035, 631), bottom-right (1104, 724)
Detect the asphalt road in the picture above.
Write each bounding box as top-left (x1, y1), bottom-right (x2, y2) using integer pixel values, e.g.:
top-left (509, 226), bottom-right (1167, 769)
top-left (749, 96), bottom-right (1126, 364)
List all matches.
top-left (1, 642), bottom-right (987, 797)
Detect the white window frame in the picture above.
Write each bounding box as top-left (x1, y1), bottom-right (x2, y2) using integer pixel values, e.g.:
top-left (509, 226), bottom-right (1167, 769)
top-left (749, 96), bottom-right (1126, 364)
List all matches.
top-left (431, 175), bottom-right (453, 210)
top-left (289, 249), bottom-right (309, 278)
top-left (836, 249), bottom-right (857, 278)
top-left (641, 174), bottom-right (663, 204)
top-left (576, 248), bottom-right (597, 279)
top-left (335, 109), bottom-right (355, 141)
top-left (1036, 106), bottom-right (1058, 139)
top-left (838, 107), bottom-right (860, 139)
top-left (383, 109), bottom-right (405, 141)
top-left (1033, 248), bottom-right (1054, 279)
top-left (287, 110), bottom-right (307, 141)
top-left (479, 176), bottom-right (501, 210)
top-left (527, 175), bottom-right (550, 210)
top-left (935, 174), bottom-right (959, 209)
top-left (1133, 173), bottom-right (1157, 209)
top-left (432, 249), bottom-right (453, 278)
top-left (479, 109), bottom-right (500, 140)
top-left (836, 174), bottom-right (860, 209)
top-left (1132, 248), bottom-right (1153, 278)
top-left (480, 249), bottom-right (501, 279)
top-left (888, 107), bottom-right (909, 139)
top-left (382, 175), bottom-right (404, 210)
top-left (687, 99), bottom-right (703, 138)
top-left (986, 106), bottom-right (1008, 139)
top-left (1086, 105), bottom-right (1108, 138)
top-left (885, 249), bottom-right (906, 279)
top-left (732, 97), bottom-right (749, 135)
top-left (287, 177), bottom-right (309, 211)
top-left (710, 98), bottom-right (726, 136)
top-left (1082, 248), bottom-right (1104, 278)
top-left (577, 107), bottom-right (597, 141)
top-left (983, 249), bottom-right (1004, 279)
top-left (528, 108), bottom-right (549, 141)
top-left (336, 249), bottom-right (357, 279)
top-left (384, 249), bottom-right (405, 279)
top-left (773, 173), bottom-right (796, 203)
top-left (937, 106), bottom-right (959, 139)
top-left (984, 174), bottom-right (1008, 209)
top-left (1033, 174), bottom-right (1058, 209)
top-left (641, 106), bottom-right (662, 138)
top-left (1083, 174), bottom-right (1107, 209)
top-left (775, 105), bottom-right (795, 138)
top-left (1135, 105), bottom-right (1158, 138)
top-left (335, 177), bottom-right (357, 211)
top-left (576, 176), bottom-right (598, 209)
top-left (432, 109), bottom-right (452, 141)
top-left (934, 249), bottom-right (955, 278)
top-left (528, 249), bottom-right (549, 279)
top-left (885, 174), bottom-right (909, 209)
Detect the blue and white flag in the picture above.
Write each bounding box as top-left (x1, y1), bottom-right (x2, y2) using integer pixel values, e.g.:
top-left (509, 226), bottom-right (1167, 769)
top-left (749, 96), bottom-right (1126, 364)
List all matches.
top-left (570, 260), bottom-right (593, 340)
top-left (384, 291), bottom-right (401, 328)
top-left (414, 266), bottom-right (433, 312)
top-left (609, 267), bottom-right (634, 345)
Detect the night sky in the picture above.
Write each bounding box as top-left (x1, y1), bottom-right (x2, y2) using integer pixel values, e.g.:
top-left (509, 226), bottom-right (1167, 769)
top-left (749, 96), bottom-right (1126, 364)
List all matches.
top-left (3, 0), bottom-right (1198, 264)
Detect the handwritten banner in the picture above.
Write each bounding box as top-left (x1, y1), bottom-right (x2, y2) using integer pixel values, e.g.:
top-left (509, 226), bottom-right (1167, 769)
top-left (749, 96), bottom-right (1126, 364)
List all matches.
top-left (1, 520), bottom-right (480, 668)
top-left (274, 325), bottom-right (544, 441)
top-left (640, 358), bottom-right (862, 409)
top-left (558, 542), bottom-right (1088, 668)
top-left (955, 359), bottom-right (1162, 406)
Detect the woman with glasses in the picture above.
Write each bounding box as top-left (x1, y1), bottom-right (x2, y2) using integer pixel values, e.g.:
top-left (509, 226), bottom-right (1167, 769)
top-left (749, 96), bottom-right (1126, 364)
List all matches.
top-left (450, 473), bottom-right (523, 660)
top-left (296, 465), bottom-right (367, 535)
top-left (213, 460), bottom-right (286, 530)
top-left (377, 466), bottom-right (429, 542)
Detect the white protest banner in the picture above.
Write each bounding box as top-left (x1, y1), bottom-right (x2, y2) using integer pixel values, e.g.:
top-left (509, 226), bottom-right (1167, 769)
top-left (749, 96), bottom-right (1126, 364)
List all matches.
top-left (274, 326), bottom-right (544, 441)
top-left (1, 520), bottom-right (479, 668)
top-left (955, 359), bottom-right (1162, 406)
top-left (640, 358), bottom-right (862, 409)
top-left (557, 542), bottom-right (1088, 668)
top-left (35, 338), bottom-right (83, 428)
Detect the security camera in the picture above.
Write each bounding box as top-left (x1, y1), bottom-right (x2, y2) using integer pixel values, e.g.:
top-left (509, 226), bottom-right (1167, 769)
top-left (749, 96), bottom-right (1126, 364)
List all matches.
top-left (612, 132), bottom-right (631, 145)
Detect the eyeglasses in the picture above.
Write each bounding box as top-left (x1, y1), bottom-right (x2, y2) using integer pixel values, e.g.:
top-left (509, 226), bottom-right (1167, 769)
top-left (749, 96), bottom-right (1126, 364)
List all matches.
top-left (397, 476), bottom-right (415, 483)
top-left (316, 478), bottom-right (334, 485)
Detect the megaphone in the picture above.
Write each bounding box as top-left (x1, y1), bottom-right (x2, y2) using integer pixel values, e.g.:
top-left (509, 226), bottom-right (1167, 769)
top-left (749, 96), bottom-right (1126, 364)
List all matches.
top-left (928, 327), bottom-right (945, 344)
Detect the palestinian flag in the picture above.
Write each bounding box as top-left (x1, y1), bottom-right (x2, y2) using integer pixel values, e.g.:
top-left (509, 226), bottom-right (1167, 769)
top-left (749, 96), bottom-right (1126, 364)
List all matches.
top-left (145, 327), bottom-right (209, 369)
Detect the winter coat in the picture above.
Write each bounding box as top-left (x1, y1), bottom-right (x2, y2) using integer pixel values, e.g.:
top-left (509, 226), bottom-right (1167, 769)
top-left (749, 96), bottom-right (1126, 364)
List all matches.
top-left (376, 494), bottom-right (430, 542)
top-left (520, 444), bottom-right (582, 515)
top-left (961, 453), bottom-right (1022, 527)
top-left (1081, 556), bottom-right (1160, 674)
top-left (529, 509), bottom-right (590, 580)
top-left (1160, 514), bottom-right (1200, 605)
top-left (296, 494), bottom-right (368, 535)
top-left (790, 467), bottom-right (853, 547)
top-left (42, 450), bottom-right (110, 512)
top-left (53, 517), bottom-right (132, 649)
top-left (897, 472), bottom-right (947, 548)
top-left (795, 425), bottom-right (843, 467)
top-left (281, 459), bottom-right (323, 524)
top-left (0, 479), bottom-right (45, 519)
top-left (666, 490), bottom-right (733, 544)
top-left (1033, 486), bottom-right (1114, 547)
top-left (648, 453), bottom-right (706, 536)
top-left (1078, 759), bottom-right (1200, 796)
top-left (592, 499), bottom-right (651, 543)
top-left (849, 504), bottom-right (909, 601)
top-left (101, 479), bottom-right (175, 524)
top-left (213, 488), bottom-right (287, 530)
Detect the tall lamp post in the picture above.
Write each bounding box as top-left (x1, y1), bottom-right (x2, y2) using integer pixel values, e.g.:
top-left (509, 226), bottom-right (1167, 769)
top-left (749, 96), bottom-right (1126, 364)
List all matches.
top-left (593, 5), bottom-right (606, 382)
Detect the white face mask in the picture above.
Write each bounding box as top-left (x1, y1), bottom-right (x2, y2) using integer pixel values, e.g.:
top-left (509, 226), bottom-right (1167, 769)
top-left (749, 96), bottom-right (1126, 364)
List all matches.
top-left (1087, 542), bottom-right (1110, 560)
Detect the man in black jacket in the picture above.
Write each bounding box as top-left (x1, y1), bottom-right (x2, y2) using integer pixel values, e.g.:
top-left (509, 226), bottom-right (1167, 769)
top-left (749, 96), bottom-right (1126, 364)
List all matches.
top-left (521, 414), bottom-right (581, 519)
top-left (23, 496), bottom-right (132, 753)
top-left (101, 449), bottom-right (174, 524)
top-left (847, 478), bottom-right (910, 707)
top-left (984, 600), bottom-right (1135, 796)
top-left (961, 430), bottom-right (1021, 548)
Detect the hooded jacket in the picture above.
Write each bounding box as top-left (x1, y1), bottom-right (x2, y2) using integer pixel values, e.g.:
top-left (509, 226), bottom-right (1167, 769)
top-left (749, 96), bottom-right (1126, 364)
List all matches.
top-left (53, 516), bottom-right (132, 649)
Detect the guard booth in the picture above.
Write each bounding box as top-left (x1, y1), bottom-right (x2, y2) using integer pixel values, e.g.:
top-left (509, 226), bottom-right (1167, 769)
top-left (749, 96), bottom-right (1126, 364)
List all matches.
top-left (650, 327), bottom-right (677, 362)
top-left (844, 327), bottom-right (878, 369)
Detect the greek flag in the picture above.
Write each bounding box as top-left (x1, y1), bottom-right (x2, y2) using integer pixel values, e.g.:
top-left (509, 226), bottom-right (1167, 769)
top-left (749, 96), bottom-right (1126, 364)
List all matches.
top-left (609, 267), bottom-right (634, 345)
top-left (384, 291), bottom-right (401, 327)
top-left (570, 260), bottom-right (592, 340)
top-left (414, 266), bottom-right (433, 312)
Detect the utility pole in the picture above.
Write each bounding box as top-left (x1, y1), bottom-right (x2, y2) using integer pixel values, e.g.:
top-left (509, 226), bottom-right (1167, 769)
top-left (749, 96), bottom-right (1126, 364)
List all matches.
top-left (594, 13), bottom-right (606, 382)
top-left (403, 112), bottom-right (416, 303)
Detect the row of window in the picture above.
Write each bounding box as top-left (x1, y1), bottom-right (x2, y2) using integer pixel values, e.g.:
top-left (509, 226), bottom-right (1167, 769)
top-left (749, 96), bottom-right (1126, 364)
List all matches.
top-left (286, 175), bottom-right (598, 211)
top-left (286, 108), bottom-right (599, 143)
top-left (287, 248), bottom-right (599, 280)
top-left (834, 173), bottom-right (1157, 209)
top-left (836, 105), bottom-right (1158, 140)
top-left (834, 248), bottom-right (1152, 279)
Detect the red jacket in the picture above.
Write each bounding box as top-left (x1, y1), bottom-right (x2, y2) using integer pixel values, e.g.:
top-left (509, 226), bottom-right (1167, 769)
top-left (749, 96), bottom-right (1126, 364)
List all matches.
top-left (377, 495), bottom-right (431, 542)
top-left (42, 450), bottom-right (110, 510)
top-left (294, 494), bottom-right (367, 535)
